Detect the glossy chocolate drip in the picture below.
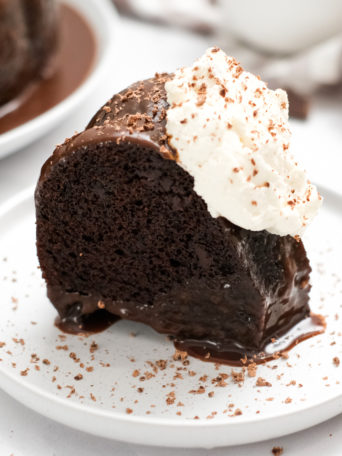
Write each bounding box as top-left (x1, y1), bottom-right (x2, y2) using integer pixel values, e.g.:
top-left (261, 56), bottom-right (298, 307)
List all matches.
top-left (55, 304), bottom-right (119, 335)
top-left (0, 4), bottom-right (96, 134)
top-left (174, 312), bottom-right (325, 365)
top-left (36, 74), bottom-right (315, 364)
top-left (87, 74), bottom-right (175, 157)
top-left (39, 74), bottom-right (176, 183)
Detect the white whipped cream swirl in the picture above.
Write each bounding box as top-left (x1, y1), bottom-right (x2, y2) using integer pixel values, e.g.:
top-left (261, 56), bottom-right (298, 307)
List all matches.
top-left (165, 47), bottom-right (322, 237)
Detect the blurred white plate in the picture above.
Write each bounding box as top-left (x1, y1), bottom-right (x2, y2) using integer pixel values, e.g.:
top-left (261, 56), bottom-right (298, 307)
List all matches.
top-left (0, 187), bottom-right (341, 448)
top-left (0, 0), bottom-right (117, 160)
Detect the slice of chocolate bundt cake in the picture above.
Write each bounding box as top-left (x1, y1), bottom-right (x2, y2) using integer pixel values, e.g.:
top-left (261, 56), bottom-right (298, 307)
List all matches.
top-left (35, 48), bottom-right (321, 362)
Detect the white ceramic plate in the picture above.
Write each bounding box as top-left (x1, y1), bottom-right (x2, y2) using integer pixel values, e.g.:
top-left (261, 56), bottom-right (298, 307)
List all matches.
top-left (0, 187), bottom-right (341, 449)
top-left (0, 0), bottom-right (117, 160)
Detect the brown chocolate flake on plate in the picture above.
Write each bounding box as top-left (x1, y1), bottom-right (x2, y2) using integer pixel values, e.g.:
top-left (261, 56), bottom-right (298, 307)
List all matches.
top-left (173, 349), bottom-right (188, 361)
top-left (333, 357), bottom-right (340, 367)
top-left (256, 377), bottom-right (272, 387)
top-left (12, 338), bottom-right (24, 346)
top-left (272, 446), bottom-right (284, 456)
top-left (189, 386), bottom-right (206, 394)
top-left (231, 369), bottom-right (245, 384)
top-left (212, 373), bottom-right (229, 387)
top-left (69, 352), bottom-right (80, 363)
top-left (156, 359), bottom-right (167, 370)
top-left (166, 391), bottom-right (176, 405)
top-left (89, 341), bottom-right (98, 353)
top-left (247, 362), bottom-right (257, 377)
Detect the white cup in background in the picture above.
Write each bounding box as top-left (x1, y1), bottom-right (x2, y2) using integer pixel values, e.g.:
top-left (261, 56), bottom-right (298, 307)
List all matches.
top-left (218, 0), bottom-right (342, 55)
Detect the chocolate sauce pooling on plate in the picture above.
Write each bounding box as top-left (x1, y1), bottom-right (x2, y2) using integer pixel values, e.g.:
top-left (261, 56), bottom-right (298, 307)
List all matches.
top-left (174, 313), bottom-right (325, 366)
top-left (55, 305), bottom-right (325, 366)
top-left (0, 4), bottom-right (96, 134)
top-left (55, 305), bottom-right (119, 335)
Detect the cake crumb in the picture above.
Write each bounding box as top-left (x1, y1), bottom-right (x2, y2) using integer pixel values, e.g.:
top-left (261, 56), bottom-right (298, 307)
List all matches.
top-left (272, 446), bottom-right (284, 455)
top-left (247, 362), bottom-right (257, 377)
top-left (231, 369), bottom-right (245, 384)
top-left (90, 342), bottom-right (98, 353)
top-left (212, 373), bottom-right (229, 387)
top-left (156, 359), bottom-right (167, 370)
top-left (256, 377), bottom-right (272, 387)
top-left (166, 391), bottom-right (176, 405)
top-left (173, 349), bottom-right (188, 361)
top-left (189, 386), bottom-right (206, 394)
top-left (97, 300), bottom-right (105, 309)
top-left (333, 357), bottom-right (340, 367)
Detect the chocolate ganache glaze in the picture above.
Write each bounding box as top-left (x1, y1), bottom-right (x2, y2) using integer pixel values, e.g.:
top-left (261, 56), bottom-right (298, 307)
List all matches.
top-left (35, 74), bottom-right (313, 363)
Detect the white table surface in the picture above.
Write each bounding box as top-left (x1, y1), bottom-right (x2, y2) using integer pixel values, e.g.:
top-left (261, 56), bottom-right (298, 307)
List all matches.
top-left (0, 12), bottom-right (342, 456)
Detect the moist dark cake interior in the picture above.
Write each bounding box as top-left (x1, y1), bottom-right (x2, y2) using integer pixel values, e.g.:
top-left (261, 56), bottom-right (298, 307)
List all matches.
top-left (0, 0), bottom-right (59, 107)
top-left (35, 74), bottom-right (312, 362)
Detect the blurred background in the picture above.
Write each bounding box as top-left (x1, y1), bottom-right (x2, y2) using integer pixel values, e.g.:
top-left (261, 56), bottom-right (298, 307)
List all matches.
top-left (113, 0), bottom-right (342, 118)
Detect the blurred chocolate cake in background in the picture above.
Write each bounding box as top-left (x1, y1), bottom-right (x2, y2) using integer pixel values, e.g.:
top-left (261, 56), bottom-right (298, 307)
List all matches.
top-left (0, 0), bottom-right (59, 107)
top-left (0, 1), bottom-right (97, 135)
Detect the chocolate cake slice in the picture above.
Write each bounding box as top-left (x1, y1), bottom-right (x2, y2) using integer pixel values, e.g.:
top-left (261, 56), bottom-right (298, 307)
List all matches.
top-left (35, 49), bottom-right (321, 362)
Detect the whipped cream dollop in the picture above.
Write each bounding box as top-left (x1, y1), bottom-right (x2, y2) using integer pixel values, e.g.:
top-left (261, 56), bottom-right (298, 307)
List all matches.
top-left (165, 47), bottom-right (322, 237)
